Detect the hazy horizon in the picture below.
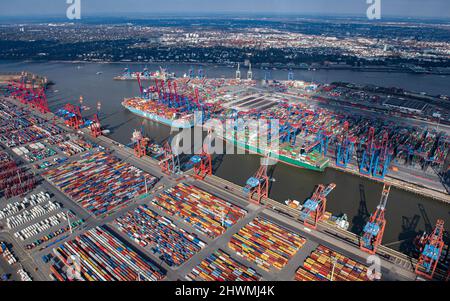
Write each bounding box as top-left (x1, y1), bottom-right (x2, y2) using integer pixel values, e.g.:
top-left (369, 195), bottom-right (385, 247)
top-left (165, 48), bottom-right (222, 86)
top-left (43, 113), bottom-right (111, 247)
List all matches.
top-left (0, 0), bottom-right (449, 19)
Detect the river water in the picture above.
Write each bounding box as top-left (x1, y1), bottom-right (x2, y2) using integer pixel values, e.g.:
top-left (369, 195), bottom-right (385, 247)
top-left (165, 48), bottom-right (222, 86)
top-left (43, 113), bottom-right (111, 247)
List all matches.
top-left (1, 60), bottom-right (449, 255)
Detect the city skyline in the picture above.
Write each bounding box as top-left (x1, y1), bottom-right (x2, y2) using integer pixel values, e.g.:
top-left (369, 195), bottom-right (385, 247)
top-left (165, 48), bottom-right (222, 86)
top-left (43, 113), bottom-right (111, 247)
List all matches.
top-left (0, 0), bottom-right (449, 19)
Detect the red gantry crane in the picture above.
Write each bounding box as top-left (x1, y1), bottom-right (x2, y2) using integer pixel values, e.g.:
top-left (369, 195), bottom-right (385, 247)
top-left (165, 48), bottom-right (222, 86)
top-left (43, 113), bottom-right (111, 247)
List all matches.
top-left (89, 102), bottom-right (102, 138)
top-left (34, 88), bottom-right (50, 114)
top-left (189, 144), bottom-right (212, 180)
top-left (62, 103), bottom-right (84, 129)
top-left (131, 122), bottom-right (148, 158)
top-left (243, 160), bottom-right (269, 205)
top-left (159, 141), bottom-right (180, 175)
top-left (415, 219), bottom-right (445, 280)
top-left (360, 184), bottom-right (391, 255)
top-left (300, 183), bottom-right (336, 229)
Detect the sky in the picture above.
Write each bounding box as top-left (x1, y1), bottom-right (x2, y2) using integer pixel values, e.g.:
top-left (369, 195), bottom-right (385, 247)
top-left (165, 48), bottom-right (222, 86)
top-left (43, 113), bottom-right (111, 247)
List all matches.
top-left (0, 0), bottom-right (449, 19)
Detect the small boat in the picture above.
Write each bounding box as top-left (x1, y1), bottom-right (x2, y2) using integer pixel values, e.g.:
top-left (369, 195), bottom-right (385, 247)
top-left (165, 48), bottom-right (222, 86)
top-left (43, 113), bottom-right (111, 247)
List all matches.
top-left (96, 72), bottom-right (103, 75)
top-left (285, 199), bottom-right (300, 209)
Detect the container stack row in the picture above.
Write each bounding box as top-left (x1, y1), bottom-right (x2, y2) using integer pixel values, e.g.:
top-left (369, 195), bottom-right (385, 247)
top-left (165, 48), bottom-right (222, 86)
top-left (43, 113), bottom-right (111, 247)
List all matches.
top-left (0, 242), bottom-right (17, 265)
top-left (57, 139), bottom-right (93, 157)
top-left (22, 146), bottom-right (57, 163)
top-left (0, 102), bottom-right (46, 133)
top-left (0, 152), bottom-right (37, 199)
top-left (228, 217), bottom-right (306, 271)
top-left (115, 205), bottom-right (206, 267)
top-left (151, 183), bottom-right (247, 239)
top-left (49, 226), bottom-right (166, 281)
top-left (0, 124), bottom-right (63, 148)
top-left (45, 134), bottom-right (67, 145)
top-left (25, 219), bottom-right (84, 250)
top-left (186, 249), bottom-right (261, 281)
top-left (43, 151), bottom-right (158, 216)
top-left (295, 245), bottom-right (369, 281)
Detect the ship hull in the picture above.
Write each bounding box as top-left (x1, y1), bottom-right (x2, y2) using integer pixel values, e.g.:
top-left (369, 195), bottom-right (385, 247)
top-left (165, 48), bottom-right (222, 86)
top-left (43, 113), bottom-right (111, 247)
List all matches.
top-left (123, 103), bottom-right (194, 129)
top-left (224, 137), bottom-right (328, 172)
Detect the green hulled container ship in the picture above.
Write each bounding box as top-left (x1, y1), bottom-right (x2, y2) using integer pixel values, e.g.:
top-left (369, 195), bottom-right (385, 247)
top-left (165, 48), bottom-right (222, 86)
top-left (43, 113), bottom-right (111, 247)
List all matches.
top-left (222, 135), bottom-right (329, 172)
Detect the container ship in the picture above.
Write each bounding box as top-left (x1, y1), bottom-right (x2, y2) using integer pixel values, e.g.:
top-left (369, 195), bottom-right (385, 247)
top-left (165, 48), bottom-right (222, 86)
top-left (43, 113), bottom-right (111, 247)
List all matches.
top-left (122, 97), bottom-right (195, 129)
top-left (114, 67), bottom-right (176, 81)
top-left (229, 136), bottom-right (329, 172)
top-left (214, 126), bottom-right (329, 172)
top-left (123, 96), bottom-right (330, 171)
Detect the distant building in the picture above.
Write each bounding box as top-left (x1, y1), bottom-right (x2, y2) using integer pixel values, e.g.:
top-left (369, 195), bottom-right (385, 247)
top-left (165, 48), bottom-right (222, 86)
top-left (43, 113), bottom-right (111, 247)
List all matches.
top-left (383, 98), bottom-right (427, 114)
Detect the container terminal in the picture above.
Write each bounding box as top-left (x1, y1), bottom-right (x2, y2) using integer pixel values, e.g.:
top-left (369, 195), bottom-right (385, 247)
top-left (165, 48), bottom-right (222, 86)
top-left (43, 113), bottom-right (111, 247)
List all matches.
top-left (114, 67), bottom-right (176, 81)
top-left (0, 72), bottom-right (449, 282)
top-left (121, 66), bottom-right (450, 200)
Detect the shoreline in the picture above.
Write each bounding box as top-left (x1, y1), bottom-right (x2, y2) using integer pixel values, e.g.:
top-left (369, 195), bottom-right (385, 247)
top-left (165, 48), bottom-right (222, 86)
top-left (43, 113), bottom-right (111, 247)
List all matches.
top-left (2, 59), bottom-right (450, 77)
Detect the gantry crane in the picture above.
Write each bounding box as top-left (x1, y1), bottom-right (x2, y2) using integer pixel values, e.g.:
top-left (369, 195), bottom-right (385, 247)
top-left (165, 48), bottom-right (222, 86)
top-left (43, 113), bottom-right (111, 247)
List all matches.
top-left (33, 88), bottom-right (50, 114)
top-left (136, 72), bottom-right (145, 98)
top-left (372, 131), bottom-right (393, 179)
top-left (336, 121), bottom-right (356, 168)
top-left (159, 141), bottom-right (180, 175)
top-left (243, 160), bottom-right (269, 205)
top-left (190, 144), bottom-right (212, 180)
top-left (360, 184), bottom-right (391, 255)
top-left (300, 183), bottom-right (336, 229)
top-left (360, 127), bottom-right (376, 175)
top-left (86, 102), bottom-right (102, 138)
top-left (415, 219), bottom-right (445, 280)
top-left (57, 103), bottom-right (84, 129)
top-left (131, 130), bottom-right (148, 158)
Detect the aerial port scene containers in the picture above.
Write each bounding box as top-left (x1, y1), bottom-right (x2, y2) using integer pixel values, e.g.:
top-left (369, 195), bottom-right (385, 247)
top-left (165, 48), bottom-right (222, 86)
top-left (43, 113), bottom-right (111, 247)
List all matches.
top-left (151, 183), bottom-right (247, 239)
top-left (0, 64), bottom-right (449, 284)
top-left (228, 217), bottom-right (307, 272)
top-left (186, 249), bottom-right (261, 281)
top-left (0, 84), bottom-right (447, 283)
top-left (48, 226), bottom-right (166, 281)
top-left (2, 0), bottom-right (450, 289)
top-left (115, 205), bottom-right (206, 267)
top-left (124, 71), bottom-right (449, 189)
top-left (43, 151), bottom-right (158, 216)
top-left (295, 245), bottom-right (370, 281)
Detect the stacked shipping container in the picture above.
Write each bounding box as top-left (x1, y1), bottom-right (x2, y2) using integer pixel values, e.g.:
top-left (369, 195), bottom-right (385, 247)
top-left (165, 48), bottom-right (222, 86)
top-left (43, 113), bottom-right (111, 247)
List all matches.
top-left (151, 183), bottom-right (247, 239)
top-left (49, 226), bottom-right (166, 281)
top-left (43, 151), bottom-right (157, 216)
top-left (228, 217), bottom-right (306, 271)
top-left (115, 205), bottom-right (206, 267)
top-left (295, 245), bottom-right (370, 281)
top-left (186, 249), bottom-right (261, 281)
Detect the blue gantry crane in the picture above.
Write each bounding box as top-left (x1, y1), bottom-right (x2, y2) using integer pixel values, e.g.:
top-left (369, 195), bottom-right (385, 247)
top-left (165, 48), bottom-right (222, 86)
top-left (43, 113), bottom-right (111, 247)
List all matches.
top-left (360, 184), bottom-right (390, 254)
top-left (300, 183), bottom-right (336, 229)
